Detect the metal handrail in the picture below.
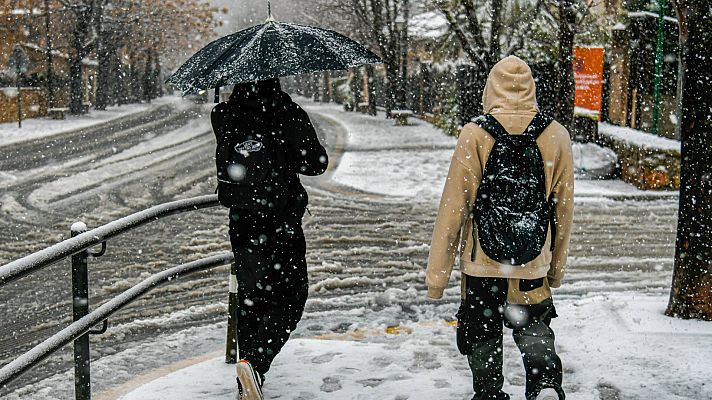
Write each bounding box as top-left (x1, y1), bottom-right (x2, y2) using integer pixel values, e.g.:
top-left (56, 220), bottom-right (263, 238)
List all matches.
top-left (0, 195), bottom-right (220, 286)
top-left (0, 252), bottom-right (234, 386)
top-left (0, 194), bottom-right (238, 399)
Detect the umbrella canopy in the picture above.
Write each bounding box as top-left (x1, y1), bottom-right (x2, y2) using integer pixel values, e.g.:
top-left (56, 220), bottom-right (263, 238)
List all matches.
top-left (166, 19), bottom-right (382, 94)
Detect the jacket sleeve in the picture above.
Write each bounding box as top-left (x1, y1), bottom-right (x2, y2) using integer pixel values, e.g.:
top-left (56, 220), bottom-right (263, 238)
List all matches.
top-left (426, 126), bottom-right (480, 299)
top-left (548, 132), bottom-right (575, 288)
top-left (281, 103), bottom-right (328, 176)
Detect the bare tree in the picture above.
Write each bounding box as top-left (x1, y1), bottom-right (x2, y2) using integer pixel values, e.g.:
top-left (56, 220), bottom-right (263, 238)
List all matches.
top-left (305, 0), bottom-right (410, 116)
top-left (665, 0), bottom-right (712, 321)
top-left (93, 0), bottom-right (218, 109)
top-left (436, 0), bottom-right (545, 70)
top-left (57, 0), bottom-right (102, 114)
top-left (437, 0), bottom-right (601, 128)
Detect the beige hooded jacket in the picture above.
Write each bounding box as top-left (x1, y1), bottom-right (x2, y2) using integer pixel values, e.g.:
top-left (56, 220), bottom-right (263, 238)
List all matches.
top-left (426, 56), bottom-right (574, 301)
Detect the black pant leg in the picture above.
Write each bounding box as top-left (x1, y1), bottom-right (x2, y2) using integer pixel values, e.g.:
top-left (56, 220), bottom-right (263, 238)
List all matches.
top-left (458, 275), bottom-right (510, 400)
top-left (229, 196), bottom-right (309, 377)
top-left (509, 301), bottom-right (565, 400)
top-left (241, 253), bottom-right (308, 377)
top-left (236, 285), bottom-right (267, 364)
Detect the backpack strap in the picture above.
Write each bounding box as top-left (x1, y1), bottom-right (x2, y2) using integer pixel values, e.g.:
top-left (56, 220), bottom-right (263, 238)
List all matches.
top-left (473, 114), bottom-right (507, 139)
top-left (523, 113), bottom-right (554, 139)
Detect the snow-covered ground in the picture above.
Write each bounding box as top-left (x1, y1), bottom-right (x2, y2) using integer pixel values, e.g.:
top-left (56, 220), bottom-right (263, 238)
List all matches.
top-left (87, 103), bottom-right (705, 400)
top-left (0, 95), bottom-right (188, 147)
top-left (114, 293), bottom-right (711, 400)
top-left (303, 103), bottom-right (675, 201)
top-left (2, 101), bottom-right (703, 400)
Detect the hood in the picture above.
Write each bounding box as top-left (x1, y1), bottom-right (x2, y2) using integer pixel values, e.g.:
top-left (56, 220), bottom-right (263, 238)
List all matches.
top-left (481, 56), bottom-right (539, 133)
top-left (228, 78), bottom-right (284, 108)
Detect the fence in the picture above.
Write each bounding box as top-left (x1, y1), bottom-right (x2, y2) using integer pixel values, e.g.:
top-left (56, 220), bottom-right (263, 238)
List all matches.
top-left (0, 195), bottom-right (238, 400)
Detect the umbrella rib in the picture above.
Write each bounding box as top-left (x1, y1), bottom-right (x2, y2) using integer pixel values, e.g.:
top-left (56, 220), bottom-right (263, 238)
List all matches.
top-left (207, 25), bottom-right (269, 87)
top-left (297, 24), bottom-right (354, 68)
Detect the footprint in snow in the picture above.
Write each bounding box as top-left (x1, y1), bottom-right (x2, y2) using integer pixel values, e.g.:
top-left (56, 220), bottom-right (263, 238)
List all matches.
top-left (311, 352), bottom-right (341, 364)
top-left (292, 392), bottom-right (317, 400)
top-left (357, 378), bottom-right (384, 388)
top-left (369, 355), bottom-right (394, 367)
top-left (434, 379), bottom-right (451, 388)
top-left (320, 376), bottom-right (343, 393)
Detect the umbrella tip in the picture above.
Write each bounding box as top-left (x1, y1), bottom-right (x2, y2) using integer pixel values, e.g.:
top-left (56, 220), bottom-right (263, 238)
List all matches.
top-left (266, 1), bottom-right (275, 22)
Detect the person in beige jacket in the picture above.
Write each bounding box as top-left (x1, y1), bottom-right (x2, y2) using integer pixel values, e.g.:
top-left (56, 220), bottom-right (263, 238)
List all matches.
top-left (426, 56), bottom-right (574, 400)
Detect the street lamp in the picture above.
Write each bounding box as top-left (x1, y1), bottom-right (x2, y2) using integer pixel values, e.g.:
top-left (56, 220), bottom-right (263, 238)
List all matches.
top-left (394, 14), bottom-right (407, 110)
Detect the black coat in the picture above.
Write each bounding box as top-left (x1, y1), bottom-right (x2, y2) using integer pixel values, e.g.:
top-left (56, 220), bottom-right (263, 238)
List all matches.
top-left (211, 91), bottom-right (328, 254)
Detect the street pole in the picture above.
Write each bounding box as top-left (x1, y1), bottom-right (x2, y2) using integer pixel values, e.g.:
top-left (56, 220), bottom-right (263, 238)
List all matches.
top-left (45, 0), bottom-right (55, 109)
top-left (16, 69), bottom-right (22, 128)
top-left (652, 0), bottom-right (665, 135)
top-left (8, 45), bottom-right (29, 128)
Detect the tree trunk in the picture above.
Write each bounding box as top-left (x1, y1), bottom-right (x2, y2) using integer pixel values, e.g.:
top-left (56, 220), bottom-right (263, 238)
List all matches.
top-left (69, 21), bottom-right (88, 114)
top-left (129, 52), bottom-right (141, 103)
top-left (350, 67), bottom-right (363, 111)
top-left (488, 0), bottom-right (503, 67)
top-left (385, 59), bottom-right (398, 116)
top-left (95, 36), bottom-right (112, 110)
top-left (556, 0), bottom-right (576, 131)
top-left (116, 58), bottom-right (129, 106)
top-left (365, 64), bottom-right (377, 116)
top-left (665, 0), bottom-right (712, 321)
top-left (153, 53), bottom-right (162, 98)
top-left (142, 52), bottom-right (154, 103)
top-left (321, 71), bottom-right (332, 103)
top-left (396, 0), bottom-right (409, 110)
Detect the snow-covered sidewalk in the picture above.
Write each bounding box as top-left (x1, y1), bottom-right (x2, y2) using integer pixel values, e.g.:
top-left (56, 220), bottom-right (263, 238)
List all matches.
top-left (103, 103), bottom-right (708, 400)
top-left (113, 293), bottom-right (711, 400)
top-left (0, 95), bottom-right (190, 147)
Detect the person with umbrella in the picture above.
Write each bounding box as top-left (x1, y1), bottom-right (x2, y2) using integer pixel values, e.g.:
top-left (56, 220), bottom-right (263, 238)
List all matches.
top-left (168, 7), bottom-right (381, 400)
top-left (212, 77), bottom-right (327, 400)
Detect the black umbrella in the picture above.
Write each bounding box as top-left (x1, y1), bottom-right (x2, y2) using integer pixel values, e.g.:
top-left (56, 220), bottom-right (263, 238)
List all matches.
top-left (166, 8), bottom-right (382, 94)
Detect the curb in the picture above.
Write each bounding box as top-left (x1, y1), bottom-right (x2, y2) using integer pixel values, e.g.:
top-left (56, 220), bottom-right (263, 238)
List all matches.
top-left (94, 351), bottom-right (223, 400)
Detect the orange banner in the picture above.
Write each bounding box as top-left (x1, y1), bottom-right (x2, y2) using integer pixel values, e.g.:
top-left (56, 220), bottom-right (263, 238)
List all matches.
top-left (573, 47), bottom-right (604, 120)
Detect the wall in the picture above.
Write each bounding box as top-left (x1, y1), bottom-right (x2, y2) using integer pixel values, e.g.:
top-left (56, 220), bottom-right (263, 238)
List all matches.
top-left (0, 87), bottom-right (47, 123)
top-left (597, 123), bottom-right (680, 190)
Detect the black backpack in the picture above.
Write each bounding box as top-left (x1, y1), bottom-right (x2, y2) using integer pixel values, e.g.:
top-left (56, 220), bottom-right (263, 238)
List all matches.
top-left (472, 113), bottom-right (553, 265)
top-left (214, 106), bottom-right (290, 210)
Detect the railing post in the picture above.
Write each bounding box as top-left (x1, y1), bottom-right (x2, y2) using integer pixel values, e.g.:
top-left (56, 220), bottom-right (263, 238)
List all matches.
top-left (71, 222), bottom-right (91, 400)
top-left (226, 262), bottom-right (238, 364)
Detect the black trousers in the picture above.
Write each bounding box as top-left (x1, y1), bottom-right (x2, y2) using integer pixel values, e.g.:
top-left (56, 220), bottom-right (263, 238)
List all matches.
top-left (229, 200), bottom-right (308, 378)
top-left (457, 275), bottom-right (565, 400)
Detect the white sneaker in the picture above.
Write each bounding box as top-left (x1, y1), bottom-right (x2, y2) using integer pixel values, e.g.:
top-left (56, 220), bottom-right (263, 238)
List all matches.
top-left (535, 388), bottom-right (559, 400)
top-left (236, 360), bottom-right (263, 400)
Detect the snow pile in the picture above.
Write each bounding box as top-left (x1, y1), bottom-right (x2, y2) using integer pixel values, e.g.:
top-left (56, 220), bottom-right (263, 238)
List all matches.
top-left (598, 122), bottom-right (680, 152)
top-left (572, 142), bottom-right (617, 178)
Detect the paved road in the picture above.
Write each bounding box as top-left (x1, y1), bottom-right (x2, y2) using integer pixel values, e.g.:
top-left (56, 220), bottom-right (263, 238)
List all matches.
top-left (0, 104), bottom-right (678, 398)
